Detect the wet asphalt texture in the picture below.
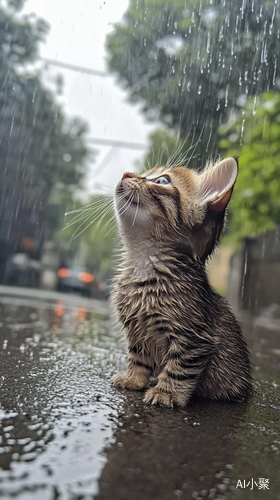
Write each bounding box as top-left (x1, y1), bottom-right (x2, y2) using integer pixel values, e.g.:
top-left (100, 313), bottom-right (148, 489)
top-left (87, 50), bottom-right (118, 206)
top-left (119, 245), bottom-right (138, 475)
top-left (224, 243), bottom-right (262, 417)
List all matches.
top-left (0, 287), bottom-right (280, 500)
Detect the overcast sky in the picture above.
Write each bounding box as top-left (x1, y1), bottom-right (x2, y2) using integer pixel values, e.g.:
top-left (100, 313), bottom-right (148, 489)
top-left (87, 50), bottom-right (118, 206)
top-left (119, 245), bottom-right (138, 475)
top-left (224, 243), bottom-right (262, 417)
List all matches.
top-left (23, 0), bottom-right (156, 194)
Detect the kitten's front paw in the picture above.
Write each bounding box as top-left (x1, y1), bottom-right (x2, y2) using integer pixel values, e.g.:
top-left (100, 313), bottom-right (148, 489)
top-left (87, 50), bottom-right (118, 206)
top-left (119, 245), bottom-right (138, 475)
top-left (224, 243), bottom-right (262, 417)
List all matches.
top-left (144, 387), bottom-right (186, 407)
top-left (111, 373), bottom-right (147, 391)
top-left (111, 373), bottom-right (127, 388)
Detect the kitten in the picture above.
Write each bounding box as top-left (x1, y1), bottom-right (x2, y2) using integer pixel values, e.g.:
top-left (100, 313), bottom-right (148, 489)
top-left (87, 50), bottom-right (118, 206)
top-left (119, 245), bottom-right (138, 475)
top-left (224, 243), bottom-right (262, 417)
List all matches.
top-left (111, 157), bottom-right (252, 407)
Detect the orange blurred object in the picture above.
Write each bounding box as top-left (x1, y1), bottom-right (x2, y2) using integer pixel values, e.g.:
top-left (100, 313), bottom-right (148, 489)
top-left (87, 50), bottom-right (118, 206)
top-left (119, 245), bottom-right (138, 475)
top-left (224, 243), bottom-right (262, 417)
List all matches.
top-left (75, 308), bottom-right (87, 320)
top-left (21, 237), bottom-right (34, 249)
top-left (57, 268), bottom-right (71, 279)
top-left (78, 272), bottom-right (94, 284)
top-left (54, 300), bottom-right (65, 317)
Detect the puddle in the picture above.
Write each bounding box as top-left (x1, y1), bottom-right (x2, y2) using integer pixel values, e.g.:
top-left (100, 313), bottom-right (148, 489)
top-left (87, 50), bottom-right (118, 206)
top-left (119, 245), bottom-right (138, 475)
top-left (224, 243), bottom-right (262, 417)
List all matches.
top-left (0, 294), bottom-right (280, 499)
top-left (0, 295), bottom-right (126, 499)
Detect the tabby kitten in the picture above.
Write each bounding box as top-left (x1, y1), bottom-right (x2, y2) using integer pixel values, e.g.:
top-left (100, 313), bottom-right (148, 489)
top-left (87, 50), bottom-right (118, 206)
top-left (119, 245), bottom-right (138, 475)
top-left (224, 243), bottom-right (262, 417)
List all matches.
top-left (111, 157), bottom-right (252, 407)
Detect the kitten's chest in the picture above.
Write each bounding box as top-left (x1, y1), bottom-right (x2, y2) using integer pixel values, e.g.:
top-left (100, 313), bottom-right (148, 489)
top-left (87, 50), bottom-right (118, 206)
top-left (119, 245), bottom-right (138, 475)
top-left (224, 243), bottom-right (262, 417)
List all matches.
top-left (112, 272), bottom-right (171, 358)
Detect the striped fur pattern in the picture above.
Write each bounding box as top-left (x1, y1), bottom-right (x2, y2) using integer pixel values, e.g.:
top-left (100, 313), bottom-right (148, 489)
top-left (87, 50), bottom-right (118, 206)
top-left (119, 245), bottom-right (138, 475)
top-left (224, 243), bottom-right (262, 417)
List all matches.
top-left (111, 157), bottom-right (252, 407)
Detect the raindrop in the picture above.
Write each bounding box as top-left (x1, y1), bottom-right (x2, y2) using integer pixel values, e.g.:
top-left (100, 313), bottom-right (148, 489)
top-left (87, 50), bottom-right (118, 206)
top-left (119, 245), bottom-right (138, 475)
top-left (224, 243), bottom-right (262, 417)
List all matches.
top-left (252, 96), bottom-right (257, 115)
top-left (225, 85), bottom-right (229, 107)
top-left (235, 15), bottom-right (239, 34)
top-left (197, 84), bottom-right (202, 95)
top-left (236, 94), bottom-right (247, 106)
top-left (240, 114), bottom-right (246, 142)
top-left (206, 33), bottom-right (211, 54)
top-left (269, 6), bottom-right (276, 35)
top-left (63, 153), bottom-right (72, 162)
top-left (273, 57), bottom-right (277, 86)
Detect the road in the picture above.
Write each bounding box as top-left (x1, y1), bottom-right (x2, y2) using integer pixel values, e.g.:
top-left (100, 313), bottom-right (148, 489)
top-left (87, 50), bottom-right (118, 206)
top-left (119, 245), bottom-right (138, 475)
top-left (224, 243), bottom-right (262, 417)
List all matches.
top-left (0, 286), bottom-right (279, 500)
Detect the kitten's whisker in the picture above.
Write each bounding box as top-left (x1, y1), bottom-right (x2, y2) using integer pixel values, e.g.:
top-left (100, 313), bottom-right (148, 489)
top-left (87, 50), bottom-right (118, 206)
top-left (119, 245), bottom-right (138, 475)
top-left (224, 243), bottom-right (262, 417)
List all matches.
top-left (64, 201), bottom-right (114, 230)
top-left (103, 222), bottom-right (119, 238)
top-left (186, 125), bottom-right (205, 166)
top-left (151, 146), bottom-right (157, 168)
top-left (158, 149), bottom-right (164, 167)
top-left (170, 150), bottom-right (190, 168)
top-left (65, 195), bottom-right (113, 215)
top-left (67, 198), bottom-right (116, 239)
top-left (64, 208), bottom-right (103, 230)
top-left (166, 137), bottom-right (182, 166)
top-left (167, 134), bottom-right (190, 168)
top-left (70, 216), bottom-right (95, 240)
top-left (132, 191), bottom-right (140, 227)
top-left (170, 128), bottom-right (205, 169)
top-left (169, 135), bottom-right (200, 169)
top-left (117, 192), bottom-right (135, 217)
top-left (64, 204), bottom-right (113, 227)
top-left (70, 204), bottom-right (116, 240)
top-left (116, 191), bottom-right (134, 209)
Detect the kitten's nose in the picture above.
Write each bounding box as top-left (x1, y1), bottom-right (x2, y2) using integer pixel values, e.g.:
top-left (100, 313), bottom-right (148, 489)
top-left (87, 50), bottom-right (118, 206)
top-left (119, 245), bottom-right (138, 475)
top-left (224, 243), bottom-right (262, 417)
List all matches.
top-left (122, 172), bottom-right (135, 180)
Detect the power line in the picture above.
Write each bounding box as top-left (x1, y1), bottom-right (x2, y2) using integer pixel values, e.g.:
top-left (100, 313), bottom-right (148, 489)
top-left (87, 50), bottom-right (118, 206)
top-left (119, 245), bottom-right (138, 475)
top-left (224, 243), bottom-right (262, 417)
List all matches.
top-left (41, 57), bottom-right (108, 77)
top-left (93, 147), bottom-right (116, 174)
top-left (87, 137), bottom-right (147, 151)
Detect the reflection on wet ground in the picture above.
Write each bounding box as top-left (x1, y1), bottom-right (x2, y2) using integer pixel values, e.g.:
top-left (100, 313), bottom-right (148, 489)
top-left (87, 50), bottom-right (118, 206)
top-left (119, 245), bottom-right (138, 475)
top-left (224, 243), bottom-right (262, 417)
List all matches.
top-left (0, 290), bottom-right (126, 499)
top-left (0, 287), bottom-right (280, 500)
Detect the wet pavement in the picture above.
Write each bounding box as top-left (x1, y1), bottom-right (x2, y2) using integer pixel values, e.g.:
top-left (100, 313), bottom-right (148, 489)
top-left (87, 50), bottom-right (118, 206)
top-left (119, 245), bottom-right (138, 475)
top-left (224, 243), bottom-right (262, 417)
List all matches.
top-left (0, 287), bottom-right (280, 500)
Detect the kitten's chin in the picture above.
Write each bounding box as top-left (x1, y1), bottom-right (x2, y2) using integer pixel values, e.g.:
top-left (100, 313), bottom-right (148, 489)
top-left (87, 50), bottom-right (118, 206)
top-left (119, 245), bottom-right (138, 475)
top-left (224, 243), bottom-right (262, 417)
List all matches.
top-left (115, 198), bottom-right (151, 233)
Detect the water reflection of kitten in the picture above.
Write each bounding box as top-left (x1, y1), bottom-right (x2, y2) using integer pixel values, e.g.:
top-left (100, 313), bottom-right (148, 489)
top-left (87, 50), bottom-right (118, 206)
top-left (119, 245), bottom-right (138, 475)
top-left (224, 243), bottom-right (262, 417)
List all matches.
top-left (111, 157), bottom-right (252, 407)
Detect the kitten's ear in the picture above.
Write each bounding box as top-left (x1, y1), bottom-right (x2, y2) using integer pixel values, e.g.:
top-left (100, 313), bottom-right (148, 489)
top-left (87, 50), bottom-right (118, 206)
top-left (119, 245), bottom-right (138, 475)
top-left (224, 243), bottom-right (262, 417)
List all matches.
top-left (197, 157), bottom-right (238, 212)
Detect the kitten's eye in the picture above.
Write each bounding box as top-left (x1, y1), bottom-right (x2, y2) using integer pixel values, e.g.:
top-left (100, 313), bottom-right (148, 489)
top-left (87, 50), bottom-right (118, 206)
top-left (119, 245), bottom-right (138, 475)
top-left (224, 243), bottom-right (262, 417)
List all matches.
top-left (153, 176), bottom-right (170, 185)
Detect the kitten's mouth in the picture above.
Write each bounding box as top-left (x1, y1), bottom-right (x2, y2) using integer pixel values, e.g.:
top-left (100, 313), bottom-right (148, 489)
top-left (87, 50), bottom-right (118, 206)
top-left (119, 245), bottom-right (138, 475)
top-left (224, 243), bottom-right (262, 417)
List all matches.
top-left (116, 183), bottom-right (140, 207)
top-left (122, 194), bottom-right (140, 207)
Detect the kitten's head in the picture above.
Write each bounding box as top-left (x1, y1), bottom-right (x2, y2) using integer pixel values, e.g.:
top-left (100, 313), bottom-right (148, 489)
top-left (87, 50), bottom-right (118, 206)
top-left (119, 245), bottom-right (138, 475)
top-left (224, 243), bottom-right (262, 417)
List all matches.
top-left (115, 157), bottom-right (238, 262)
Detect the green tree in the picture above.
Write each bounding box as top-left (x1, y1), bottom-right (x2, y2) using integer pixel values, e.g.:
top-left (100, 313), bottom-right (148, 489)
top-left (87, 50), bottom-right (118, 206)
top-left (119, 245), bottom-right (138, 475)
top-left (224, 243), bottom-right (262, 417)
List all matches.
top-left (107, 0), bottom-right (280, 167)
top-left (0, 0), bottom-right (90, 264)
top-left (140, 128), bottom-right (191, 171)
top-left (219, 92), bottom-right (280, 240)
top-left (61, 195), bottom-right (117, 279)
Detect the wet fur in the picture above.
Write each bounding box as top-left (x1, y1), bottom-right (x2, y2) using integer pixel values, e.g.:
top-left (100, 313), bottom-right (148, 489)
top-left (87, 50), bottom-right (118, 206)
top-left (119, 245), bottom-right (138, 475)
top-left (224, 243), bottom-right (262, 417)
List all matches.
top-left (111, 158), bottom-right (252, 407)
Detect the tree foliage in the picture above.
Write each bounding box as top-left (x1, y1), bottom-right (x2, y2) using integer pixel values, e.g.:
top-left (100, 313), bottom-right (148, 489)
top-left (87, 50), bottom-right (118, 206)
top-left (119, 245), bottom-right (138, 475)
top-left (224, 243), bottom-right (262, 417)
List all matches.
top-left (0, 0), bottom-right (90, 259)
top-left (141, 128), bottom-right (191, 171)
top-left (107, 0), bottom-right (280, 166)
top-left (60, 195), bottom-right (117, 279)
top-left (219, 92), bottom-right (280, 240)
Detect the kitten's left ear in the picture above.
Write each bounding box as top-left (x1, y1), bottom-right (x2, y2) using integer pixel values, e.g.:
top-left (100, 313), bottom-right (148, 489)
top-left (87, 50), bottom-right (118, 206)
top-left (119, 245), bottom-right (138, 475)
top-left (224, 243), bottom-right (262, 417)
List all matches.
top-left (197, 157), bottom-right (238, 212)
